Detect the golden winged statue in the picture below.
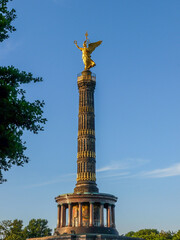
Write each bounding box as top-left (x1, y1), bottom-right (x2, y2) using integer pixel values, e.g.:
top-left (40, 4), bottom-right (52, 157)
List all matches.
top-left (74, 32), bottom-right (102, 70)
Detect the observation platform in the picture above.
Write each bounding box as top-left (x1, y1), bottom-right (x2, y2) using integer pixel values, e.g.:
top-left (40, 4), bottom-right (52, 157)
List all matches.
top-left (77, 71), bottom-right (96, 83)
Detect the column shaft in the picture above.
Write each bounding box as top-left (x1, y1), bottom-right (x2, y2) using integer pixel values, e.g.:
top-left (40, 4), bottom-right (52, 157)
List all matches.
top-left (68, 204), bottom-right (72, 227)
top-left (107, 205), bottom-right (112, 227)
top-left (89, 203), bottom-right (94, 226)
top-left (100, 204), bottom-right (104, 227)
top-left (74, 71), bottom-right (99, 194)
top-left (60, 205), bottom-right (64, 227)
top-left (78, 203), bottom-right (82, 227)
top-left (57, 205), bottom-right (61, 228)
top-left (112, 205), bottom-right (115, 228)
top-left (106, 208), bottom-right (108, 227)
top-left (63, 205), bottom-right (66, 226)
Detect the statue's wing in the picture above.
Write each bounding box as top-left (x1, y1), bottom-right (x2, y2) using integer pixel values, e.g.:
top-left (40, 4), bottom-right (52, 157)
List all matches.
top-left (88, 41), bottom-right (102, 54)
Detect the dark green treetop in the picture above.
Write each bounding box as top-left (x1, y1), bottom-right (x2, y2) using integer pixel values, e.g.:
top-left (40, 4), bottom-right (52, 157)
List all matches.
top-left (0, 0), bottom-right (16, 42)
top-left (0, 66), bottom-right (47, 183)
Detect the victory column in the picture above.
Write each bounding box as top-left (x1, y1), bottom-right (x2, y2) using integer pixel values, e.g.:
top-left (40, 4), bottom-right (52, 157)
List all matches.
top-left (54, 33), bottom-right (118, 236)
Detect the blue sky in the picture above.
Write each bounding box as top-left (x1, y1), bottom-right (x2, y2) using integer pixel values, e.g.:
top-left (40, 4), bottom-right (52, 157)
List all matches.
top-left (0, 0), bottom-right (180, 235)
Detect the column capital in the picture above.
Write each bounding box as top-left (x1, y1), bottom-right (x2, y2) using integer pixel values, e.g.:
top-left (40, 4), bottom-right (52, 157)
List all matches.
top-left (108, 203), bottom-right (113, 206)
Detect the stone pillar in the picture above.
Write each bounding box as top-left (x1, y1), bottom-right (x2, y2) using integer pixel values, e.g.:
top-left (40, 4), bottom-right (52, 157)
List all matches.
top-left (68, 203), bottom-right (72, 227)
top-left (79, 203), bottom-right (82, 227)
top-left (89, 202), bottom-right (94, 226)
top-left (112, 205), bottom-right (115, 228)
top-left (100, 203), bottom-right (104, 227)
top-left (64, 205), bottom-right (67, 226)
top-left (60, 204), bottom-right (64, 227)
top-left (106, 207), bottom-right (108, 227)
top-left (57, 205), bottom-right (61, 228)
top-left (107, 204), bottom-right (111, 227)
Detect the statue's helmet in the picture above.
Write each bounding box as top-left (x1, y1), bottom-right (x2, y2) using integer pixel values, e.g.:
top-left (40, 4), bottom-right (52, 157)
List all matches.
top-left (83, 40), bottom-right (87, 47)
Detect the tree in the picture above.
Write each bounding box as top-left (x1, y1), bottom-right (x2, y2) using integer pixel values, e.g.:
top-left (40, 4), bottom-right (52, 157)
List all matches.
top-left (0, 219), bottom-right (25, 240)
top-left (0, 66), bottom-right (46, 183)
top-left (173, 231), bottom-right (180, 240)
top-left (125, 229), bottom-right (174, 240)
top-left (158, 230), bottom-right (173, 240)
top-left (126, 229), bottom-right (159, 240)
top-left (0, 220), bottom-right (12, 239)
top-left (23, 219), bottom-right (52, 238)
top-left (0, 1), bottom-right (47, 183)
top-left (0, 219), bottom-right (52, 240)
top-left (5, 219), bottom-right (24, 240)
top-left (0, 0), bottom-right (16, 42)
top-left (125, 231), bottom-right (135, 237)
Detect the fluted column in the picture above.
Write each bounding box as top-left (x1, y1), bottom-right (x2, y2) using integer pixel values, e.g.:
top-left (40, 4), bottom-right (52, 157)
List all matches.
top-left (107, 204), bottom-right (111, 227)
top-left (89, 202), bottom-right (94, 226)
top-left (57, 205), bottom-right (61, 228)
top-left (100, 203), bottom-right (104, 227)
top-left (78, 203), bottom-right (82, 227)
top-left (74, 70), bottom-right (99, 194)
top-left (112, 205), bottom-right (115, 228)
top-left (68, 203), bottom-right (72, 227)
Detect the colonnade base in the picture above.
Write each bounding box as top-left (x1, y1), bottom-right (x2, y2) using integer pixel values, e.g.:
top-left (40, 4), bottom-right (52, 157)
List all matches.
top-left (27, 233), bottom-right (142, 240)
top-left (55, 226), bottom-right (119, 235)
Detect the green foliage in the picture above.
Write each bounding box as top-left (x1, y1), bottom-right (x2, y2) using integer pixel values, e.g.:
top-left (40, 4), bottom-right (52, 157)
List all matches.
top-left (0, 220), bottom-right (11, 239)
top-left (24, 219), bottom-right (52, 238)
top-left (0, 219), bottom-right (52, 240)
top-left (125, 229), bottom-right (177, 240)
top-left (0, 66), bottom-right (47, 183)
top-left (5, 219), bottom-right (24, 240)
top-left (132, 229), bottom-right (159, 240)
top-left (0, 219), bottom-right (25, 240)
top-left (173, 231), bottom-right (180, 240)
top-left (125, 231), bottom-right (135, 237)
top-left (158, 231), bottom-right (173, 240)
top-left (0, 0), bottom-right (47, 183)
top-left (0, 0), bottom-right (16, 42)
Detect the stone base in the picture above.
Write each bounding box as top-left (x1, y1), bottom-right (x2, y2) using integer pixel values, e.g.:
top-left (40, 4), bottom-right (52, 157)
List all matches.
top-left (55, 226), bottom-right (119, 235)
top-left (27, 233), bottom-right (142, 240)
